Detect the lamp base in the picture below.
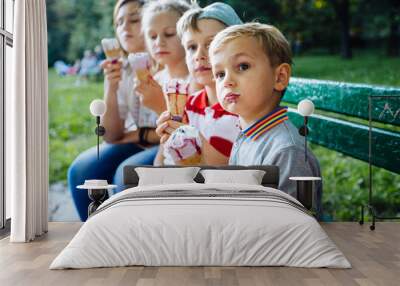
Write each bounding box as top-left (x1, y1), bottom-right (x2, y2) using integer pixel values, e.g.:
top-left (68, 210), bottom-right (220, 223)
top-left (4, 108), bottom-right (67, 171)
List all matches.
top-left (298, 125), bottom-right (309, 136)
top-left (87, 188), bottom-right (107, 217)
top-left (289, 177), bottom-right (321, 212)
top-left (95, 125), bottom-right (106, 136)
top-left (296, 180), bottom-right (313, 210)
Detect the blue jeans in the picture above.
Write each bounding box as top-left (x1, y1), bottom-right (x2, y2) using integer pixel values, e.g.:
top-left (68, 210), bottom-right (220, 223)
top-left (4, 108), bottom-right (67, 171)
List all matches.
top-left (68, 143), bottom-right (158, 221)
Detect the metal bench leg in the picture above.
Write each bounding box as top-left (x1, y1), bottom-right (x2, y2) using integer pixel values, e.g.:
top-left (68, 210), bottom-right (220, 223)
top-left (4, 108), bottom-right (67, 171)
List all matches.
top-left (370, 210), bottom-right (376, 231)
top-left (359, 205), bottom-right (364, 225)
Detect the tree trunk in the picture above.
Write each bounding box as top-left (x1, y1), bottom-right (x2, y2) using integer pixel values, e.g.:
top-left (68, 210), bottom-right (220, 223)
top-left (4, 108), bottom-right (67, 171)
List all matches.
top-left (331, 0), bottom-right (352, 59)
top-left (387, 2), bottom-right (400, 57)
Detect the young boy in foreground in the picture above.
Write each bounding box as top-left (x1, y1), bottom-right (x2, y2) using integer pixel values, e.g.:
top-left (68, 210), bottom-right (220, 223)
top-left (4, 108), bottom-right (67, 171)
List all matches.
top-left (209, 23), bottom-right (322, 215)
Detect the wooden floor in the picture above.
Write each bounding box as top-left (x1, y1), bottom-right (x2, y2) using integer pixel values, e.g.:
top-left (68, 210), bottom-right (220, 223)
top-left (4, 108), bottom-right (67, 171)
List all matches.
top-left (0, 222), bottom-right (399, 286)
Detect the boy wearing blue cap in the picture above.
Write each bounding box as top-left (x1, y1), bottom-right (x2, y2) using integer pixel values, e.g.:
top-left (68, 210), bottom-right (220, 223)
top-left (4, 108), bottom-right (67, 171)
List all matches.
top-left (155, 2), bottom-right (243, 165)
top-left (209, 23), bottom-right (322, 215)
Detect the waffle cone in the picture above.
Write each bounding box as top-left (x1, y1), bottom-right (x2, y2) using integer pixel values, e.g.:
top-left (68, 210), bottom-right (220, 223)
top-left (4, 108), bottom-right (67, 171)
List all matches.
top-left (136, 68), bottom-right (151, 82)
top-left (167, 93), bottom-right (187, 121)
top-left (178, 153), bottom-right (202, 165)
top-left (104, 48), bottom-right (121, 59)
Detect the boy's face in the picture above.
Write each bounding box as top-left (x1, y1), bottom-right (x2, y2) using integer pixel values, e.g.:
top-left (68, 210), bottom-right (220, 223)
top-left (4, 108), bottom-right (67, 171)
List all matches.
top-left (144, 11), bottom-right (186, 67)
top-left (210, 36), bottom-right (290, 122)
top-left (181, 19), bottom-right (226, 87)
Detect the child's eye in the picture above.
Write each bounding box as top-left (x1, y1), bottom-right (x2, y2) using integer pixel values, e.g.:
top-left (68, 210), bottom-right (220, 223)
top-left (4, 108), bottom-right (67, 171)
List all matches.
top-left (130, 18), bottom-right (140, 24)
top-left (187, 44), bottom-right (197, 52)
top-left (116, 19), bottom-right (123, 27)
top-left (238, 63), bottom-right (250, 71)
top-left (150, 34), bottom-right (157, 40)
top-left (215, 71), bottom-right (225, 80)
top-left (165, 33), bottom-right (176, 38)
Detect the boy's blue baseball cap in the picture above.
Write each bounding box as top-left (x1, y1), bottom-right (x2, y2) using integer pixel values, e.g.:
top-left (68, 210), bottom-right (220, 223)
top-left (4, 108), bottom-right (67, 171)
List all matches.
top-left (198, 2), bottom-right (243, 27)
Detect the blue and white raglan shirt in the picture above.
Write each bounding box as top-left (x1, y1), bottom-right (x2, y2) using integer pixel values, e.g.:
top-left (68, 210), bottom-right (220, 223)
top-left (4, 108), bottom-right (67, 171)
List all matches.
top-left (229, 106), bottom-right (323, 215)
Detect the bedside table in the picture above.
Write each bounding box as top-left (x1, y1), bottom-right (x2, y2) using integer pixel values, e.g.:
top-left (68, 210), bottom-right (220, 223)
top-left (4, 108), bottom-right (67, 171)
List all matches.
top-left (289, 177), bottom-right (321, 210)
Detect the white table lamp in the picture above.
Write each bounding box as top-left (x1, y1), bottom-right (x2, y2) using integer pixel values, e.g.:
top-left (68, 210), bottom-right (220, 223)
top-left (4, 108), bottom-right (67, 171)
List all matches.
top-left (89, 99), bottom-right (107, 159)
top-left (297, 99), bottom-right (315, 162)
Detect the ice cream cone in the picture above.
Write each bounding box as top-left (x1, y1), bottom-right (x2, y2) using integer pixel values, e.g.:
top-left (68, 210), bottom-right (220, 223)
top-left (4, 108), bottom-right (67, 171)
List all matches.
top-left (165, 79), bottom-right (189, 122)
top-left (101, 38), bottom-right (121, 60)
top-left (178, 153), bottom-right (202, 165)
top-left (167, 94), bottom-right (187, 122)
top-left (135, 68), bottom-right (151, 82)
top-left (104, 48), bottom-right (121, 59)
top-left (164, 126), bottom-right (202, 165)
top-left (128, 53), bottom-right (151, 82)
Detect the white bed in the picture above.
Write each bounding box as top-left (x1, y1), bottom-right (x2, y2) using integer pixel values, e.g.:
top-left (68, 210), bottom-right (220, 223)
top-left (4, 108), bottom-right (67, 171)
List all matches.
top-left (50, 182), bottom-right (350, 269)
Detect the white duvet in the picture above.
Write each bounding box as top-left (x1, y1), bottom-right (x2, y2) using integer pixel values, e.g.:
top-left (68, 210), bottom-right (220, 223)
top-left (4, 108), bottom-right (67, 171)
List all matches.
top-left (50, 183), bottom-right (350, 269)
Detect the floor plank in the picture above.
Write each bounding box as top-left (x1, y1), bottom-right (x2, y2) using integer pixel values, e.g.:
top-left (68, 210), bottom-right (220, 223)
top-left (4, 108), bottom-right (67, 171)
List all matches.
top-left (0, 222), bottom-right (399, 286)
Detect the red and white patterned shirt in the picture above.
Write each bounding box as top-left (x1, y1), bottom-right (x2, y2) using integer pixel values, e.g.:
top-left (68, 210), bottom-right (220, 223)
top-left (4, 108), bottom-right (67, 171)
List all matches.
top-left (184, 89), bottom-right (240, 157)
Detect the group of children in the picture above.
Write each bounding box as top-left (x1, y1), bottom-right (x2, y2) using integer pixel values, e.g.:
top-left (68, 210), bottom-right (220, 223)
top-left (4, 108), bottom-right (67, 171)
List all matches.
top-left (68, 0), bottom-right (321, 221)
top-left (148, 1), bottom-right (321, 200)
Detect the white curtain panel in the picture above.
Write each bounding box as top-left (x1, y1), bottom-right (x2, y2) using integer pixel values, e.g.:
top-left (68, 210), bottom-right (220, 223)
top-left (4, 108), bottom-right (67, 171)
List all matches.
top-left (7, 0), bottom-right (48, 242)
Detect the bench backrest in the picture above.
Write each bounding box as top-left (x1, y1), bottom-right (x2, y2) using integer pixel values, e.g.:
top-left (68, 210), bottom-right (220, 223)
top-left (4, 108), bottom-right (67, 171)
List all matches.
top-left (284, 78), bottom-right (400, 174)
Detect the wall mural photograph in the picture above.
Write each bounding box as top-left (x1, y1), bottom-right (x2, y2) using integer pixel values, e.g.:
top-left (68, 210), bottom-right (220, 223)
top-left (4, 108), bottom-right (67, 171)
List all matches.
top-left (46, 0), bottom-right (400, 223)
top-left (2, 0), bottom-right (400, 283)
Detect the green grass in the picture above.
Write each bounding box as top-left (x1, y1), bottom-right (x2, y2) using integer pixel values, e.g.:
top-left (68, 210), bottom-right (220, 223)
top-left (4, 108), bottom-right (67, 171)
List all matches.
top-left (48, 51), bottom-right (400, 221)
top-left (312, 143), bottom-right (400, 221)
top-left (293, 52), bottom-right (400, 87)
top-left (49, 71), bottom-right (99, 183)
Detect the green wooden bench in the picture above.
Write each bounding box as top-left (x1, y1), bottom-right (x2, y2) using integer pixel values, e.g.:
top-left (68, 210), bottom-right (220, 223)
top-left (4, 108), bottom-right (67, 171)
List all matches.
top-left (284, 78), bottom-right (400, 174)
top-left (284, 78), bottom-right (400, 229)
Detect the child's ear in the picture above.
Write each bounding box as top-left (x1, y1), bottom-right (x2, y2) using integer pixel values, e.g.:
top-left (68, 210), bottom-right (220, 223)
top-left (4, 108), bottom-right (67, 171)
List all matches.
top-left (273, 63), bottom-right (291, 92)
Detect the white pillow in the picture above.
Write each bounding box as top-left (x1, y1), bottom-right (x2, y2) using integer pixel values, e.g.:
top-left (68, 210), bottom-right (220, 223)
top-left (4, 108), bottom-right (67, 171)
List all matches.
top-left (135, 167), bottom-right (200, 186)
top-left (200, 169), bottom-right (266, 185)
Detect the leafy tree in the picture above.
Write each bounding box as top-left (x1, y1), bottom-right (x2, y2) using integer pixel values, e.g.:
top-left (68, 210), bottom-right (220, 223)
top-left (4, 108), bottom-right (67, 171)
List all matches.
top-left (66, 0), bottom-right (115, 62)
top-left (358, 0), bottom-right (400, 57)
top-left (47, 0), bottom-right (114, 65)
top-left (47, 0), bottom-right (399, 64)
top-left (330, 0), bottom-right (352, 58)
top-left (47, 0), bottom-right (75, 64)
top-left (387, 0), bottom-right (400, 57)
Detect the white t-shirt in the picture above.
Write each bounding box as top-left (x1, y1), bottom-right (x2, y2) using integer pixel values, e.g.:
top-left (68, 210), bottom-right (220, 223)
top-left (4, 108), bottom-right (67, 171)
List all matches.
top-left (115, 57), bottom-right (159, 131)
top-left (153, 68), bottom-right (191, 95)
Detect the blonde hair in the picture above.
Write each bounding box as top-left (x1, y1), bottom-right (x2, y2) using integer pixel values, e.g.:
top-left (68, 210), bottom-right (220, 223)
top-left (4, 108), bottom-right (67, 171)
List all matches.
top-left (141, 0), bottom-right (193, 30)
top-left (210, 22), bottom-right (293, 67)
top-left (176, 7), bottom-right (206, 39)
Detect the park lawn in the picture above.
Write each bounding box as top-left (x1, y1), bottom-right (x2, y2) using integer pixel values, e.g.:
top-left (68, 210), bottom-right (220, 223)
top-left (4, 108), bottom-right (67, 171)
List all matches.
top-left (293, 52), bottom-right (400, 87)
top-left (49, 70), bottom-right (99, 183)
top-left (49, 52), bottom-right (400, 221)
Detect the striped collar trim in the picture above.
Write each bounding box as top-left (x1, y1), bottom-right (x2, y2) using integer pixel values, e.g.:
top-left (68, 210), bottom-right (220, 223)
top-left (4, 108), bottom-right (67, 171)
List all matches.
top-left (243, 107), bottom-right (288, 141)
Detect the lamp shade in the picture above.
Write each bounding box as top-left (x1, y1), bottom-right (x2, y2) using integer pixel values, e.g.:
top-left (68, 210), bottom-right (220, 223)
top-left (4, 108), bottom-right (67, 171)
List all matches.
top-left (298, 99), bottom-right (315, 116)
top-left (90, 99), bottom-right (106, 116)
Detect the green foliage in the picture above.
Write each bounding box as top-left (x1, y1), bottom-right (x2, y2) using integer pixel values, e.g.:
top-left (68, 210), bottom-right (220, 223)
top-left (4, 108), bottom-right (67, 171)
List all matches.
top-left (201, 0), bottom-right (340, 52)
top-left (313, 144), bottom-right (400, 221)
top-left (48, 70), bottom-right (98, 183)
top-left (47, 0), bottom-right (115, 65)
top-left (47, 0), bottom-right (400, 63)
top-left (292, 51), bottom-right (400, 220)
